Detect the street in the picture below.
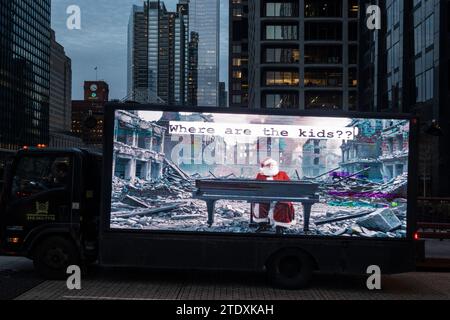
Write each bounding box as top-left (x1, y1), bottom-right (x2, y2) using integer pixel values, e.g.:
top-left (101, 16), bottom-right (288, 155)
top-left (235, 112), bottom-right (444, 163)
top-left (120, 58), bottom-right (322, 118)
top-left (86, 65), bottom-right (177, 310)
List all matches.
top-left (1, 251), bottom-right (449, 300)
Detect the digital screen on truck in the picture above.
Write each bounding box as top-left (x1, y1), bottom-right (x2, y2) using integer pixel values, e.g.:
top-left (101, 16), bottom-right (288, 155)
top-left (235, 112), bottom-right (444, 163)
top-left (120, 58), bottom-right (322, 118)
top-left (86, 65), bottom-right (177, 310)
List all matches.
top-left (109, 110), bottom-right (409, 238)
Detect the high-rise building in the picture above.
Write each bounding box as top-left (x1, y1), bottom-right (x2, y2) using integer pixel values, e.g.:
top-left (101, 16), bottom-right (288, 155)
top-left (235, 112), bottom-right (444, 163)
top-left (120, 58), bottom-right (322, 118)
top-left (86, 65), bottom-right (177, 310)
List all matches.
top-left (229, 0), bottom-right (249, 107)
top-left (359, 0), bottom-right (450, 196)
top-left (127, 1), bottom-right (191, 105)
top-left (233, 0), bottom-right (359, 109)
top-left (189, 0), bottom-right (220, 107)
top-left (49, 30), bottom-right (72, 133)
top-left (188, 31), bottom-right (199, 106)
top-left (127, 5), bottom-right (149, 102)
top-left (0, 0), bottom-right (51, 150)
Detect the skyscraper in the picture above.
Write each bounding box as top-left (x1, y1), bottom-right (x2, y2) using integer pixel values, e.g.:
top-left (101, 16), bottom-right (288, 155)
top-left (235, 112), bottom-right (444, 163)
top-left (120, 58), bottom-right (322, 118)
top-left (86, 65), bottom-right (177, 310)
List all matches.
top-left (232, 0), bottom-right (359, 110)
top-left (0, 0), bottom-right (51, 150)
top-left (189, 0), bottom-right (220, 106)
top-left (127, 1), bottom-right (192, 106)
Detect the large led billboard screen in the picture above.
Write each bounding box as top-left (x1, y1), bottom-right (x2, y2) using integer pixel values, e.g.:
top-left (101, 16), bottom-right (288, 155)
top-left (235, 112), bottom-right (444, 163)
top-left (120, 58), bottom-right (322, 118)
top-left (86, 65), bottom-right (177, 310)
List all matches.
top-left (109, 110), bottom-right (410, 238)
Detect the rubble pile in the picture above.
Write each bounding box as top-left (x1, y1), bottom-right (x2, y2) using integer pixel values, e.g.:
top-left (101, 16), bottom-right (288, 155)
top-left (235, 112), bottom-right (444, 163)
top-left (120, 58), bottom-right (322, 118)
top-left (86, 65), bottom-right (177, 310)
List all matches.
top-left (307, 172), bottom-right (409, 237)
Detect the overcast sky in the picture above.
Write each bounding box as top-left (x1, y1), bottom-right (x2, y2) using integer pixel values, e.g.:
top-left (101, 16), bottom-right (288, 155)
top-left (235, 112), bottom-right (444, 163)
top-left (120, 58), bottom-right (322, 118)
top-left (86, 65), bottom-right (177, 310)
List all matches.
top-left (51, 0), bottom-right (229, 100)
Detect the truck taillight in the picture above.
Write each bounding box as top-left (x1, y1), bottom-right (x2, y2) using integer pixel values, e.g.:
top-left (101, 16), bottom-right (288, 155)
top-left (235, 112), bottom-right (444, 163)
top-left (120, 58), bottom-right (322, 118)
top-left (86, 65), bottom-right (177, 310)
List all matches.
top-left (414, 232), bottom-right (420, 240)
top-left (7, 237), bottom-right (21, 244)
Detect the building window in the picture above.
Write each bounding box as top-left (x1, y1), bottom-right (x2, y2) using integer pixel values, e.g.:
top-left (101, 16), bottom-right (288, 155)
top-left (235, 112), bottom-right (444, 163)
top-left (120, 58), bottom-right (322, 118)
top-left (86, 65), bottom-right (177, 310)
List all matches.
top-left (263, 93), bottom-right (298, 108)
top-left (232, 58), bottom-right (242, 66)
top-left (349, 91), bottom-right (357, 111)
top-left (232, 8), bottom-right (243, 17)
top-left (349, 21), bottom-right (358, 41)
top-left (304, 45), bottom-right (341, 64)
top-left (305, 0), bottom-right (343, 17)
top-left (232, 95), bottom-right (242, 104)
top-left (305, 91), bottom-right (342, 109)
top-left (264, 2), bottom-right (297, 17)
top-left (232, 82), bottom-right (241, 91)
top-left (349, 68), bottom-right (357, 87)
top-left (232, 71), bottom-right (242, 79)
top-left (349, 0), bottom-right (359, 18)
top-left (232, 45), bottom-right (242, 54)
top-left (304, 69), bottom-right (343, 87)
top-left (264, 71), bottom-right (300, 86)
top-left (305, 22), bottom-right (342, 41)
top-left (263, 47), bottom-right (300, 63)
top-left (265, 25), bottom-right (298, 40)
top-left (349, 44), bottom-right (358, 64)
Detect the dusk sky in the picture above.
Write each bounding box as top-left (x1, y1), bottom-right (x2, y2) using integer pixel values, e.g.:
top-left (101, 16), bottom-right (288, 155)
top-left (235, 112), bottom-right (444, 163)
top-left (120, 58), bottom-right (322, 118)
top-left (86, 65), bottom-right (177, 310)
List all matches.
top-left (51, 0), bottom-right (229, 100)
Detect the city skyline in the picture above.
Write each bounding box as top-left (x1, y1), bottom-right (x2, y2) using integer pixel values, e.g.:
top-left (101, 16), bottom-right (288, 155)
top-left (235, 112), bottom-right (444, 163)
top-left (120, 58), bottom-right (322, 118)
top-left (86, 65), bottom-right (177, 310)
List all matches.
top-left (51, 0), bottom-right (229, 101)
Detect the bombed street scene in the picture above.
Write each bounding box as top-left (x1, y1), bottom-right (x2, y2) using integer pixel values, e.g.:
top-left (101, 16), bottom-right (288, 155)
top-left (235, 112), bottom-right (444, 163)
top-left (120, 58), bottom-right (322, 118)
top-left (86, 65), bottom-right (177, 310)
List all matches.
top-left (110, 110), bottom-right (409, 238)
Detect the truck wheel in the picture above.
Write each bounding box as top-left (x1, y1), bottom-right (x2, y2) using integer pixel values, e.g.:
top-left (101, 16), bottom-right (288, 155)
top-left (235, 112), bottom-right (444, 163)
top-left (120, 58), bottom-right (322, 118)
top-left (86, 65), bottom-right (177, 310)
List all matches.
top-left (33, 236), bottom-right (80, 280)
top-left (267, 249), bottom-right (314, 289)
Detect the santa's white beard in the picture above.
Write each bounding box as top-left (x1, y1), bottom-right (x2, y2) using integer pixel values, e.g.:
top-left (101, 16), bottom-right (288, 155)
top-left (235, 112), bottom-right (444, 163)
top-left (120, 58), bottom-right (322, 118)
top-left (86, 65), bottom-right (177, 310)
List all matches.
top-left (261, 165), bottom-right (279, 177)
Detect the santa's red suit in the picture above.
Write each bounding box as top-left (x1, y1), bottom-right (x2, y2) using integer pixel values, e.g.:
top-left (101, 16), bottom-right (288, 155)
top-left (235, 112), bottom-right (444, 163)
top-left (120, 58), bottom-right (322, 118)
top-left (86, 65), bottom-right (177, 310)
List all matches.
top-left (252, 159), bottom-right (295, 228)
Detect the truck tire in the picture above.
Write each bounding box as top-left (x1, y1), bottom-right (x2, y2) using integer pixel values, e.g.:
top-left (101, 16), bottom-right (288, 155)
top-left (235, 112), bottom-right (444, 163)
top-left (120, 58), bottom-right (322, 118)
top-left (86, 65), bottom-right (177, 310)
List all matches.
top-left (267, 249), bottom-right (314, 289)
top-left (33, 236), bottom-right (80, 280)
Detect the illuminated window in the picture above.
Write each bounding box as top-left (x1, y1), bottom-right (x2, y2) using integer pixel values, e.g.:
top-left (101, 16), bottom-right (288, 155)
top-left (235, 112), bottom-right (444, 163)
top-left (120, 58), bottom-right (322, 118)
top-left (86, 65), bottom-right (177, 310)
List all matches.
top-left (232, 71), bottom-right (242, 79)
top-left (264, 71), bottom-right (299, 86)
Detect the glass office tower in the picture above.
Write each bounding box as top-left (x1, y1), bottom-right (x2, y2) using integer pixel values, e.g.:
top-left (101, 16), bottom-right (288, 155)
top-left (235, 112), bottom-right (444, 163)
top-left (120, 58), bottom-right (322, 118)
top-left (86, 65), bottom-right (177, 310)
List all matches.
top-left (189, 0), bottom-right (220, 107)
top-left (0, 0), bottom-right (51, 150)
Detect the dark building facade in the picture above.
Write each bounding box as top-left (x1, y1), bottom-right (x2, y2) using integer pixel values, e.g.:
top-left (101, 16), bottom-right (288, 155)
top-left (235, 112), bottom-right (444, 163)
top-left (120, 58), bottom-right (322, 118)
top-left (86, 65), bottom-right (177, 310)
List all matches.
top-left (229, 0), bottom-right (249, 107)
top-left (72, 81), bottom-right (109, 146)
top-left (359, 0), bottom-right (450, 196)
top-left (0, 0), bottom-right (51, 150)
top-left (49, 30), bottom-right (72, 133)
top-left (231, 0), bottom-right (359, 110)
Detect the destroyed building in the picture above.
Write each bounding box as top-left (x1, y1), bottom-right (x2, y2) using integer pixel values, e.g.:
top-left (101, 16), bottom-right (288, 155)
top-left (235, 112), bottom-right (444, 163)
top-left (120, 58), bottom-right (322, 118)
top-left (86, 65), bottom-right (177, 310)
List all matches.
top-left (113, 110), bottom-right (166, 182)
top-left (340, 119), bottom-right (383, 182)
top-left (379, 120), bottom-right (409, 182)
top-left (302, 139), bottom-right (327, 178)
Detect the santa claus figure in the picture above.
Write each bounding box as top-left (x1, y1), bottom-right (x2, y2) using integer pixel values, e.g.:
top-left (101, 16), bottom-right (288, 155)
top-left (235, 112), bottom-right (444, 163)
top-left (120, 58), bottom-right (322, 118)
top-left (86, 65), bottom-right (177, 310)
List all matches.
top-left (253, 158), bottom-right (295, 232)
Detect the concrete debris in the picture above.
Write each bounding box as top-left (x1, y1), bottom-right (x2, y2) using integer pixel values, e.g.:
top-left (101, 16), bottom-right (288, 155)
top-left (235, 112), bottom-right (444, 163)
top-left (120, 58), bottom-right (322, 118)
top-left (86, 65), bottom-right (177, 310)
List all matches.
top-left (112, 204), bottom-right (181, 218)
top-left (356, 208), bottom-right (402, 232)
top-left (122, 195), bottom-right (151, 208)
top-left (171, 214), bottom-right (204, 220)
top-left (315, 209), bottom-right (374, 225)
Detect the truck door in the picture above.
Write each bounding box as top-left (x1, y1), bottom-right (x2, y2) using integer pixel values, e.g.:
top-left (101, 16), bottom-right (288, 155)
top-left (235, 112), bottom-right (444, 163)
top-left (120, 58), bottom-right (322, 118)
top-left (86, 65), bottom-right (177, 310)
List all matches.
top-left (0, 153), bottom-right (76, 253)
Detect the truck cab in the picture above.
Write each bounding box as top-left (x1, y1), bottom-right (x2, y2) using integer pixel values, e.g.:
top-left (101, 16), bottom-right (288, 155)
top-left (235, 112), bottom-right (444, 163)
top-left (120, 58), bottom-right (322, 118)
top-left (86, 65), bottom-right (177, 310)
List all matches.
top-left (0, 148), bottom-right (102, 279)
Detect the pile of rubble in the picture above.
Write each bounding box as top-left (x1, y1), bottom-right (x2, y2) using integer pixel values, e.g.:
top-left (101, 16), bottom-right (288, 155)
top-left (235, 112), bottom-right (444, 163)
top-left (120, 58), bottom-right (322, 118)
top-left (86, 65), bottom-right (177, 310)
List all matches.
top-left (305, 171), bottom-right (409, 238)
